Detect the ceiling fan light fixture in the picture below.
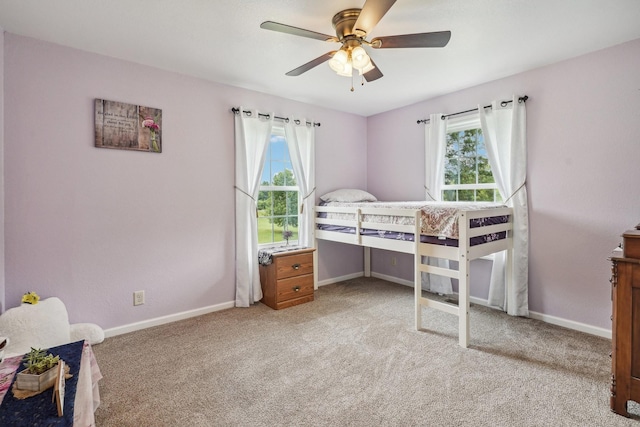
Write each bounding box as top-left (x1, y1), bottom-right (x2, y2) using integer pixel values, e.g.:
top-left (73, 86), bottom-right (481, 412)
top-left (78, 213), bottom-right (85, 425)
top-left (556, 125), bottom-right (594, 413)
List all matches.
top-left (336, 62), bottom-right (353, 77)
top-left (351, 46), bottom-right (370, 69)
top-left (328, 49), bottom-right (349, 73)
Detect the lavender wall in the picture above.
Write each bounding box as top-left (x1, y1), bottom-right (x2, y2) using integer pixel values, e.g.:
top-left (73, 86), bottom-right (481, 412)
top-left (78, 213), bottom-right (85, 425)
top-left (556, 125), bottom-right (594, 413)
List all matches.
top-left (5, 31), bottom-right (639, 334)
top-left (367, 38), bottom-right (640, 330)
top-left (3, 33), bottom-right (367, 329)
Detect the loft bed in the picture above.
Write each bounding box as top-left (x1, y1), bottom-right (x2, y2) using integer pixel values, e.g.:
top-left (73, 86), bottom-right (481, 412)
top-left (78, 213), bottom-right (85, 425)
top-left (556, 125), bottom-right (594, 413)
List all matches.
top-left (314, 199), bottom-right (514, 348)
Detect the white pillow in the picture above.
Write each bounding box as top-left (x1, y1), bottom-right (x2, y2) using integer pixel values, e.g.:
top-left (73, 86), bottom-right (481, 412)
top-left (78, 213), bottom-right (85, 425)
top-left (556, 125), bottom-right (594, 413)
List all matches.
top-left (320, 189), bottom-right (377, 203)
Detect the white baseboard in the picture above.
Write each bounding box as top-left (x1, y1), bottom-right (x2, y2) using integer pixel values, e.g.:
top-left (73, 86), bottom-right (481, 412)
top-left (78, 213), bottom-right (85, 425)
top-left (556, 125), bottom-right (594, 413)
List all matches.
top-left (371, 272), bottom-right (414, 287)
top-left (373, 271), bottom-right (488, 305)
top-left (105, 274), bottom-right (613, 341)
top-left (103, 300), bottom-right (235, 338)
top-left (528, 310), bottom-right (611, 339)
top-left (372, 272), bottom-right (612, 339)
top-left (317, 272), bottom-right (365, 287)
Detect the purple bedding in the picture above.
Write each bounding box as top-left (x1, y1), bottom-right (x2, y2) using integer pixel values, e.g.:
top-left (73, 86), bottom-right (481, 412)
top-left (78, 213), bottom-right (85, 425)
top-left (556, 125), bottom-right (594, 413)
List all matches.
top-left (316, 202), bottom-right (508, 247)
top-left (316, 221), bottom-right (506, 247)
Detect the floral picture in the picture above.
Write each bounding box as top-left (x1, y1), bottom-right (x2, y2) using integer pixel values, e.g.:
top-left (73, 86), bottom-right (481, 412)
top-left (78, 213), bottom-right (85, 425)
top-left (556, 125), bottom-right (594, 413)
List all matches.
top-left (95, 99), bottom-right (162, 153)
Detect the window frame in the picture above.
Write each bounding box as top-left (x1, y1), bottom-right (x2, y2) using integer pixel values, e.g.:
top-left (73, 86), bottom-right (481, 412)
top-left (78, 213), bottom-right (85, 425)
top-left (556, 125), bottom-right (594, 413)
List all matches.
top-left (441, 115), bottom-right (500, 203)
top-left (257, 125), bottom-right (301, 248)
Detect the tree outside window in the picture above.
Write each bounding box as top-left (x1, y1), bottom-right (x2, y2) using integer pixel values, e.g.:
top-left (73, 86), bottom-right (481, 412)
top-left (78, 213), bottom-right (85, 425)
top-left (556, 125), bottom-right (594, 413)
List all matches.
top-left (442, 124), bottom-right (501, 202)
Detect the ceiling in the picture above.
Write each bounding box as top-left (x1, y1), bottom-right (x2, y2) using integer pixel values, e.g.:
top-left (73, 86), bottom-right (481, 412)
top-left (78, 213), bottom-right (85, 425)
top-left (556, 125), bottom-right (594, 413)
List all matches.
top-left (1, 0), bottom-right (640, 117)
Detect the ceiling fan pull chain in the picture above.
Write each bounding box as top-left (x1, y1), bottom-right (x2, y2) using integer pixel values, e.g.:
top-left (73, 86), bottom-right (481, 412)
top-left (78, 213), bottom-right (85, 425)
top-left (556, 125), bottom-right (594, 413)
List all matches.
top-left (350, 73), bottom-right (355, 92)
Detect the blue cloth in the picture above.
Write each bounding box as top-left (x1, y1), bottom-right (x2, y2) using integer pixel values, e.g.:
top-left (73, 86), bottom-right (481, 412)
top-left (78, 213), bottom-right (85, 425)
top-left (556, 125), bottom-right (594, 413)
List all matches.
top-left (0, 340), bottom-right (83, 427)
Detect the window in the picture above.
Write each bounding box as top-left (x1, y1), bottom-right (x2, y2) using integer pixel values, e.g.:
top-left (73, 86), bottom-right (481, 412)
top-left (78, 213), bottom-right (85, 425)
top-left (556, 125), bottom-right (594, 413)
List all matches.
top-left (257, 126), bottom-right (300, 246)
top-left (442, 117), bottom-right (501, 202)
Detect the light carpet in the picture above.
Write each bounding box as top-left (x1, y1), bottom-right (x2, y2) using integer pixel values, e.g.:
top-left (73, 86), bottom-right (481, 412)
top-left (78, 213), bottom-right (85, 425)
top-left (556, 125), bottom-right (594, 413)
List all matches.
top-left (93, 277), bottom-right (639, 426)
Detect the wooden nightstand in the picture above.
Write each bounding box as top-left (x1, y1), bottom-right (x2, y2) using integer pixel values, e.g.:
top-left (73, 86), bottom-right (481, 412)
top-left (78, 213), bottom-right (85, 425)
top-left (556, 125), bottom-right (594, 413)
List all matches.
top-left (259, 247), bottom-right (315, 310)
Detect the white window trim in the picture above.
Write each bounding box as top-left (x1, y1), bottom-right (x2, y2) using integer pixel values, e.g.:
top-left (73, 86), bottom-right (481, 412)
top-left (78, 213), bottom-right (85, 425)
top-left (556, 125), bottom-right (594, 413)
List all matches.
top-left (446, 114), bottom-right (481, 132)
top-left (260, 185), bottom-right (298, 192)
top-left (441, 114), bottom-right (499, 200)
top-left (443, 183), bottom-right (498, 190)
top-left (258, 125), bottom-right (301, 248)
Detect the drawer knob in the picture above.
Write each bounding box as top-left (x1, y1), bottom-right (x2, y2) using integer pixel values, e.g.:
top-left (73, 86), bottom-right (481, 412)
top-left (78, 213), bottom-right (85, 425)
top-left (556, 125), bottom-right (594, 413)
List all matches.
top-left (293, 286), bottom-right (300, 292)
top-left (292, 263), bottom-right (301, 270)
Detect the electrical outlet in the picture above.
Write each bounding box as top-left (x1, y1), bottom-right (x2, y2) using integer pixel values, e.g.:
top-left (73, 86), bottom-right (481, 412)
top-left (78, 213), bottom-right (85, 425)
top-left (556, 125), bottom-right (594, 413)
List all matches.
top-left (133, 290), bottom-right (145, 306)
top-left (391, 256), bottom-right (397, 266)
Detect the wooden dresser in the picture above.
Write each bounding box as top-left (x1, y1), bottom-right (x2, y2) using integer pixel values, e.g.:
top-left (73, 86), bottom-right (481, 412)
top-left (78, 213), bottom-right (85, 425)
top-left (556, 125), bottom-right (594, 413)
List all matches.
top-left (610, 228), bottom-right (640, 416)
top-left (259, 247), bottom-right (315, 310)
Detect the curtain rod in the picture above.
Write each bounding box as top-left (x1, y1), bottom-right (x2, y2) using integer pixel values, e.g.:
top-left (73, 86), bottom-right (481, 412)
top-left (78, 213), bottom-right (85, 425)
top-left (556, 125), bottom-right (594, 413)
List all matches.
top-left (231, 107), bottom-right (321, 127)
top-left (416, 95), bottom-right (528, 124)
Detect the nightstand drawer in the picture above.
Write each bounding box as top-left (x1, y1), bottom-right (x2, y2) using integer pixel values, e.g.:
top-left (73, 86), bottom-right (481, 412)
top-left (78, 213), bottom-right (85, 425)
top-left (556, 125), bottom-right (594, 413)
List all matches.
top-left (275, 252), bottom-right (313, 279)
top-left (259, 247), bottom-right (315, 310)
top-left (276, 274), bottom-right (314, 302)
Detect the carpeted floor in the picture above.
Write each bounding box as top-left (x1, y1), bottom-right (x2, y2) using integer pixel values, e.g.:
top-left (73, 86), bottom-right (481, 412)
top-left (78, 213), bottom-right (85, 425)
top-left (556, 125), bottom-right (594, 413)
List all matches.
top-left (93, 277), bottom-right (640, 426)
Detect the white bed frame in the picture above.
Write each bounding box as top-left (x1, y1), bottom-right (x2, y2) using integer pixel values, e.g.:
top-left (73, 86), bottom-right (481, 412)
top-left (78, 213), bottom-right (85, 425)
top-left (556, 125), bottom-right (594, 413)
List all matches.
top-left (314, 204), bottom-right (513, 348)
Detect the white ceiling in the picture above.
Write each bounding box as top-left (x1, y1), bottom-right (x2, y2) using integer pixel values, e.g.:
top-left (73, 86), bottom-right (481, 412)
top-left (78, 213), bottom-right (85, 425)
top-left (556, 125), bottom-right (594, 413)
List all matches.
top-left (1, 0), bottom-right (640, 117)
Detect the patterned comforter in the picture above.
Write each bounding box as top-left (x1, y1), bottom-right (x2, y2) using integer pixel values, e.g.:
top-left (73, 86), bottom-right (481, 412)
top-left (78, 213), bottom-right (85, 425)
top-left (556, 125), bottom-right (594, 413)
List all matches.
top-left (318, 201), bottom-right (507, 240)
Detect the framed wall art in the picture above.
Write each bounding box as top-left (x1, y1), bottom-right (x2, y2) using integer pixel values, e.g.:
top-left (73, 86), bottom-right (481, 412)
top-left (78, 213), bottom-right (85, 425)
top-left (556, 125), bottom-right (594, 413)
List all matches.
top-left (94, 99), bottom-right (162, 153)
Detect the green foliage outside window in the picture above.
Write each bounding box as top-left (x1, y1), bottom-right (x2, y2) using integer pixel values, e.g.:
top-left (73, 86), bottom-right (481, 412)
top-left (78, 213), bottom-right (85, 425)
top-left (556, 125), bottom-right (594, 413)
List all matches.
top-left (258, 169), bottom-right (299, 228)
top-left (443, 128), bottom-right (500, 202)
top-left (257, 130), bottom-right (301, 245)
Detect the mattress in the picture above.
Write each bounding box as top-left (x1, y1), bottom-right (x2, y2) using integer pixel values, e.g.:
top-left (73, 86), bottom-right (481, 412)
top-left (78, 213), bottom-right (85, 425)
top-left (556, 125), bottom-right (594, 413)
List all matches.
top-left (316, 201), bottom-right (508, 247)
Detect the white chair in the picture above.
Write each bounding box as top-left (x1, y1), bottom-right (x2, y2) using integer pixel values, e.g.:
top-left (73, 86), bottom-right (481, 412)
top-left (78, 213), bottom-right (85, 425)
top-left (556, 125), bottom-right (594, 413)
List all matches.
top-left (0, 297), bottom-right (104, 358)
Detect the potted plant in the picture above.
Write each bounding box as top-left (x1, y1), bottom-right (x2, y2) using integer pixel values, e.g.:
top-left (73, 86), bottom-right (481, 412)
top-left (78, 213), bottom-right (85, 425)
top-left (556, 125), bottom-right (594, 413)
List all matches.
top-left (16, 347), bottom-right (61, 391)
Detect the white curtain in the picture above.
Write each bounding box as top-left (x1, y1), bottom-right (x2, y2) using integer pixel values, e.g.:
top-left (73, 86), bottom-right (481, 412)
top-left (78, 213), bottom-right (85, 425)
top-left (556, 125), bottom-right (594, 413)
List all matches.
top-left (284, 119), bottom-right (316, 248)
top-left (479, 96), bottom-right (529, 316)
top-left (234, 108), bottom-right (274, 307)
top-left (422, 113), bottom-right (452, 294)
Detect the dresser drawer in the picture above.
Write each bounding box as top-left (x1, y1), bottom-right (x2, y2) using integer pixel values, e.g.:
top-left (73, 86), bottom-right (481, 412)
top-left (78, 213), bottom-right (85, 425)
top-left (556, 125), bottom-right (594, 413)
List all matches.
top-left (275, 252), bottom-right (313, 279)
top-left (276, 273), bottom-right (314, 302)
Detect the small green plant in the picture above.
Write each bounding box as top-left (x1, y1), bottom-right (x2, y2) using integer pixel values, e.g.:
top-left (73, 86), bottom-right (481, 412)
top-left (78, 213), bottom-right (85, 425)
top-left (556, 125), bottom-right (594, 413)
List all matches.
top-left (22, 347), bottom-right (60, 375)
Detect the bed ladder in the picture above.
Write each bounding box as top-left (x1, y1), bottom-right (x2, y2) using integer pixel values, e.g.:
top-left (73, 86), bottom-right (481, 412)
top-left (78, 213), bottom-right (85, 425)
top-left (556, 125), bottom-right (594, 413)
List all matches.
top-left (413, 210), bottom-right (472, 348)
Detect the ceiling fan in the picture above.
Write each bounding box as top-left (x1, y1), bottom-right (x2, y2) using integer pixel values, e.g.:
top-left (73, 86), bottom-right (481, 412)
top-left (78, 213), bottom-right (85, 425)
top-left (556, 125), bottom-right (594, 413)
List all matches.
top-left (260, 0), bottom-right (451, 90)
